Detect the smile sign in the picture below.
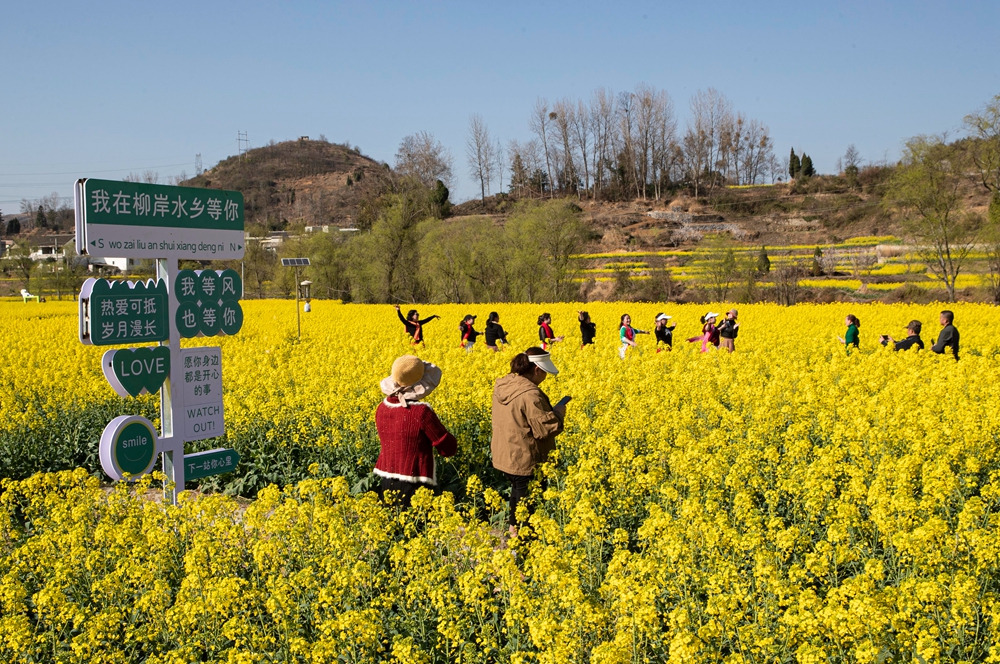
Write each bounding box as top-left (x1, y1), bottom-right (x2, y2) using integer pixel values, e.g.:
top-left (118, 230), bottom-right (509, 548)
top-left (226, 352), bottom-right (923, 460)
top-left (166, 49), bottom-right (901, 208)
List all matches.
top-left (99, 415), bottom-right (159, 480)
top-left (102, 346), bottom-right (171, 397)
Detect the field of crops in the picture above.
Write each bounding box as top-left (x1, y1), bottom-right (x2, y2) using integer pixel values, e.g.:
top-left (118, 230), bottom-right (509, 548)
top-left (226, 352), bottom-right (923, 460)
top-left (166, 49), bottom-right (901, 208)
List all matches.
top-left (3, 300), bottom-right (1000, 662)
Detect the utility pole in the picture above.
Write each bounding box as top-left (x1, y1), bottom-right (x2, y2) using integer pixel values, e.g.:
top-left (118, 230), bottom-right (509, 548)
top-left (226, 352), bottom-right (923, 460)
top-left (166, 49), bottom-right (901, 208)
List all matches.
top-left (237, 131), bottom-right (249, 160)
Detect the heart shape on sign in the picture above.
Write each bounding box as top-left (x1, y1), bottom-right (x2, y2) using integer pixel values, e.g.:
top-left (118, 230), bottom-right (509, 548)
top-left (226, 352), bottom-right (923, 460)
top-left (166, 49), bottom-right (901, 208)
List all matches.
top-left (102, 346), bottom-right (172, 397)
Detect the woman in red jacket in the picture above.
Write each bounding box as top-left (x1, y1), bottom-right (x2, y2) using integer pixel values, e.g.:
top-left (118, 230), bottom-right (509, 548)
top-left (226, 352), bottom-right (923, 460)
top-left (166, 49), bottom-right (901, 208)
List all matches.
top-left (374, 355), bottom-right (457, 507)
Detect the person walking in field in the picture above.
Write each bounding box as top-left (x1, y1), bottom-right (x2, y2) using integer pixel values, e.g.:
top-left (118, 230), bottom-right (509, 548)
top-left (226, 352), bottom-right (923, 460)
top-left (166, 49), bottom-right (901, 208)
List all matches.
top-left (618, 314), bottom-right (649, 359)
top-left (459, 314), bottom-right (480, 352)
top-left (688, 312), bottom-right (720, 352)
top-left (880, 320), bottom-right (924, 351)
top-left (653, 313), bottom-right (676, 352)
top-left (537, 313), bottom-right (564, 350)
top-left (485, 312), bottom-right (509, 352)
top-left (491, 348), bottom-right (568, 537)
top-left (395, 305), bottom-right (440, 345)
top-left (931, 310), bottom-right (960, 360)
top-left (840, 314), bottom-right (860, 351)
top-left (374, 355), bottom-right (457, 508)
top-left (718, 309), bottom-right (740, 353)
top-left (578, 311), bottom-right (597, 348)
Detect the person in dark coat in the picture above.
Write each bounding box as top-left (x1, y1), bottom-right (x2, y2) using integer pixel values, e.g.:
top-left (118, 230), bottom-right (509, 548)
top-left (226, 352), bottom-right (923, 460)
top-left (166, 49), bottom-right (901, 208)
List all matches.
top-left (395, 305), bottom-right (439, 344)
top-left (485, 312), bottom-right (509, 352)
top-left (931, 310), bottom-right (959, 360)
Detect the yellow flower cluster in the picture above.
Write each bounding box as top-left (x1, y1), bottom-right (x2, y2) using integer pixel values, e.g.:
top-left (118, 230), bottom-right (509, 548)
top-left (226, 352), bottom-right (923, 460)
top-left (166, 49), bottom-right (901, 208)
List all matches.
top-left (3, 301), bottom-right (1000, 661)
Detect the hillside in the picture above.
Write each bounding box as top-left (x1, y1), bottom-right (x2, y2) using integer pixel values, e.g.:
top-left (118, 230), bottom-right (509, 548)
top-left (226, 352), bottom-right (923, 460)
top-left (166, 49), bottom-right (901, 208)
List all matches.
top-left (181, 138), bottom-right (385, 228)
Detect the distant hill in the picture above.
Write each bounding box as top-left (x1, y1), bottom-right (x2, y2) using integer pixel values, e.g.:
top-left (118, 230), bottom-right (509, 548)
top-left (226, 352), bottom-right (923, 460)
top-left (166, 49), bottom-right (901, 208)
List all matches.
top-left (182, 138), bottom-right (386, 228)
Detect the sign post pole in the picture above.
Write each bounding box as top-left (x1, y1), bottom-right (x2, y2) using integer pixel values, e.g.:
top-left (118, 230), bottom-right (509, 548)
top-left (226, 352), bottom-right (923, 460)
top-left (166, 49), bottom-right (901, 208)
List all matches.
top-left (157, 257), bottom-right (184, 504)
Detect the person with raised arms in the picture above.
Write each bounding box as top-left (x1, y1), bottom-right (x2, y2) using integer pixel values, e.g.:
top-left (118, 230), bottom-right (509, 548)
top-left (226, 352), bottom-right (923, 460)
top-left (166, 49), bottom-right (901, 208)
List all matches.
top-left (395, 305), bottom-right (439, 345)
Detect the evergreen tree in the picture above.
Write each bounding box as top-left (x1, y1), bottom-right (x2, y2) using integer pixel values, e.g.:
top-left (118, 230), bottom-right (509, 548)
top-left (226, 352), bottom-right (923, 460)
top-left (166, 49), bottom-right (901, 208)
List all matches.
top-left (789, 149), bottom-right (801, 180)
top-left (36, 205), bottom-right (47, 229)
top-left (509, 153), bottom-right (529, 197)
top-left (6, 217), bottom-right (20, 236)
top-left (756, 245), bottom-right (771, 275)
top-left (429, 179), bottom-right (451, 218)
top-left (811, 246), bottom-right (823, 276)
top-left (801, 154), bottom-right (815, 178)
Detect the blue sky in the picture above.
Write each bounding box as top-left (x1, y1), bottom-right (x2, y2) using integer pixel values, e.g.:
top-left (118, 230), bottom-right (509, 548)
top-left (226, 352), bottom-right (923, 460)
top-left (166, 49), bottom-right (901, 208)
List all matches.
top-left (2, 0), bottom-right (998, 210)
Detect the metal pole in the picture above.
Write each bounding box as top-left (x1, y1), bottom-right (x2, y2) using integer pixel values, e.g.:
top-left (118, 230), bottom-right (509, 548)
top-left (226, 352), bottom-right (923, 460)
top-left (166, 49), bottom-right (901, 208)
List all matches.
top-left (295, 266), bottom-right (301, 340)
top-left (157, 257), bottom-right (184, 505)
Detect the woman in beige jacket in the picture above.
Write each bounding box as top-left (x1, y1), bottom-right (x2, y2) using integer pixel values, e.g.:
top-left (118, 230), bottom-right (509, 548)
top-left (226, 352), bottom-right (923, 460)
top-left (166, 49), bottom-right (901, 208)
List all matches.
top-left (491, 347), bottom-right (567, 534)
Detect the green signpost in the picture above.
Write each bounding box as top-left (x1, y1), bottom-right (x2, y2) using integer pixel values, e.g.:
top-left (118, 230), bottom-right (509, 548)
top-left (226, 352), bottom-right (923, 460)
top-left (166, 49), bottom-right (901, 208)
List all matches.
top-left (75, 179), bottom-right (245, 260)
top-left (77, 177), bottom-right (247, 499)
top-left (183, 448), bottom-right (241, 480)
top-left (79, 278), bottom-right (169, 345)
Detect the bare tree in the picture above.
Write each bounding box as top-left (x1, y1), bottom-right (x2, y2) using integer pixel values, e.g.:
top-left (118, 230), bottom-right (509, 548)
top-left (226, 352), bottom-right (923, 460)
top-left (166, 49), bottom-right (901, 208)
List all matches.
top-left (884, 135), bottom-right (980, 301)
top-left (590, 88), bottom-right (616, 200)
top-left (494, 139), bottom-right (505, 196)
top-left (394, 131), bottom-right (455, 188)
top-left (466, 114), bottom-right (495, 202)
top-left (529, 98), bottom-right (554, 198)
top-left (551, 99), bottom-right (578, 195)
top-left (689, 88), bottom-right (733, 194)
top-left (964, 94), bottom-right (1000, 193)
top-left (572, 99), bottom-right (592, 195)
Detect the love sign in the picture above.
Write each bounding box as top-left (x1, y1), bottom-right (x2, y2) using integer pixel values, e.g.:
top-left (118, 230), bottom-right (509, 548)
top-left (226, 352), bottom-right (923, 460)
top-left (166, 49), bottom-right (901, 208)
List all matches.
top-left (102, 346), bottom-right (171, 397)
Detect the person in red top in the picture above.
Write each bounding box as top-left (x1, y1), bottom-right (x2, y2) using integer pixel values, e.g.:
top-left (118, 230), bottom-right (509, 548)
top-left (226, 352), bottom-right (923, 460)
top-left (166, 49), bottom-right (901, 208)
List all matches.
top-left (374, 355), bottom-right (457, 507)
top-left (537, 313), bottom-right (564, 350)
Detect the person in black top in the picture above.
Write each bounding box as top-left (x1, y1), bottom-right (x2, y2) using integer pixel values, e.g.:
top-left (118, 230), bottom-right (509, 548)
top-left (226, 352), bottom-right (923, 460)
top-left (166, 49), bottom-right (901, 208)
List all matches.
top-left (880, 320), bottom-right (924, 351)
top-left (931, 310), bottom-right (959, 360)
top-left (459, 314), bottom-right (480, 351)
top-left (484, 312), bottom-right (509, 352)
top-left (578, 311), bottom-right (596, 348)
top-left (718, 309), bottom-right (739, 353)
top-left (653, 313), bottom-right (676, 352)
top-left (395, 305), bottom-right (439, 344)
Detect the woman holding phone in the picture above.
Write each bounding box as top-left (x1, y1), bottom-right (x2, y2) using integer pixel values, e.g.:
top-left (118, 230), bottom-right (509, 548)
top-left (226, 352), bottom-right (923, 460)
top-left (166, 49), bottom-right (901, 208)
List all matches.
top-left (491, 347), bottom-right (567, 537)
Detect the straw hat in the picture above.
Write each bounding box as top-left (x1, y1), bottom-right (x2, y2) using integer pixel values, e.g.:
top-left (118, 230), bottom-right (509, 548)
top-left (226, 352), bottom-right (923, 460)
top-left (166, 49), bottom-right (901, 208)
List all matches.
top-left (391, 355), bottom-right (424, 387)
top-left (381, 356), bottom-right (442, 406)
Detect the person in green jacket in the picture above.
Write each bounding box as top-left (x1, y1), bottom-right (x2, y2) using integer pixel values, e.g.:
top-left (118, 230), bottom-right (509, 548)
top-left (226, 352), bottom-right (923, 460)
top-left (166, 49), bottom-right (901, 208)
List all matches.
top-left (840, 314), bottom-right (860, 351)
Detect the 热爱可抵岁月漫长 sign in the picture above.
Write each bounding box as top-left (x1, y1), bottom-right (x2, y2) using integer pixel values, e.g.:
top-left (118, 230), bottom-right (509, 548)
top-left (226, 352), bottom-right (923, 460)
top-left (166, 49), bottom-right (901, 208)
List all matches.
top-left (75, 179), bottom-right (245, 260)
top-left (79, 278), bottom-right (169, 346)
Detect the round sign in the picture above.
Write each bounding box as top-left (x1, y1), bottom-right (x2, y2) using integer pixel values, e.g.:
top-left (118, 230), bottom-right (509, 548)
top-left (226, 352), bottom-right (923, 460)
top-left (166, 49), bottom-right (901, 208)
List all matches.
top-left (199, 302), bottom-right (222, 337)
top-left (219, 300), bottom-right (244, 336)
top-left (100, 415), bottom-right (159, 480)
top-left (174, 269), bottom-right (200, 303)
top-left (176, 301), bottom-right (202, 338)
top-left (197, 270), bottom-right (222, 306)
top-left (218, 269), bottom-right (243, 301)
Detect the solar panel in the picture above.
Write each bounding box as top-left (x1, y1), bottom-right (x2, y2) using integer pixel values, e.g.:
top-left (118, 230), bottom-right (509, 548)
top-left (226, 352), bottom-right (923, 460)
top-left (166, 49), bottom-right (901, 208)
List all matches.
top-left (281, 258), bottom-right (311, 267)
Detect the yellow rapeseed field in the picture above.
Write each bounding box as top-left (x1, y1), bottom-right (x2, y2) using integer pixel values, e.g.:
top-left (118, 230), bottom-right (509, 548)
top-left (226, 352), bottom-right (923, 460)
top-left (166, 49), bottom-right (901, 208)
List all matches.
top-left (2, 300), bottom-right (1000, 662)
